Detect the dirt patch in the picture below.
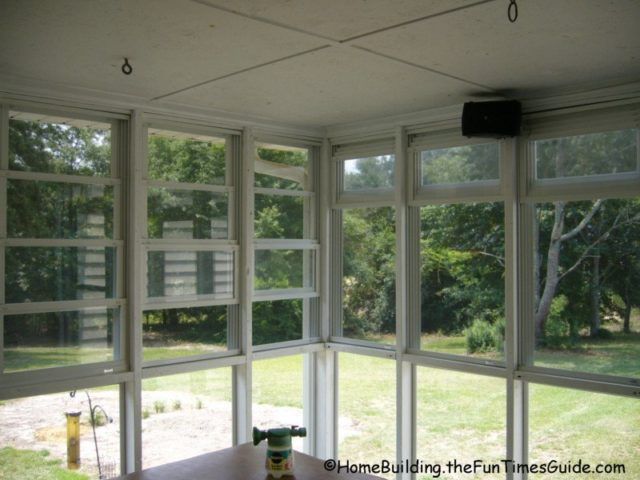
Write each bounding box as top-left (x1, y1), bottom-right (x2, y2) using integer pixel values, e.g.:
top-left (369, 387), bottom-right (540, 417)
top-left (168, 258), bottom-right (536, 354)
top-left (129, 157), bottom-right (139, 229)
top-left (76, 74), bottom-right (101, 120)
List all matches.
top-left (1, 390), bottom-right (360, 479)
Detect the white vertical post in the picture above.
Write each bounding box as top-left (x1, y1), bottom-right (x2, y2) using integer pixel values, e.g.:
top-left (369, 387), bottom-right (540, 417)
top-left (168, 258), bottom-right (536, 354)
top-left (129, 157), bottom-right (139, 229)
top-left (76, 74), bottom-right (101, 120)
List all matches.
top-left (123, 110), bottom-right (143, 473)
top-left (314, 137), bottom-right (336, 459)
top-left (304, 144), bottom-right (321, 456)
top-left (395, 126), bottom-right (415, 480)
top-left (505, 136), bottom-right (528, 480)
top-left (233, 127), bottom-right (254, 444)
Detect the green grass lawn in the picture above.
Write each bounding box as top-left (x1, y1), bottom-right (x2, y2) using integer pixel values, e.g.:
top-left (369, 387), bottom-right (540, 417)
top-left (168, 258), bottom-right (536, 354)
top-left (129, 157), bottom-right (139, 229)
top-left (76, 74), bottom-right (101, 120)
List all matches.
top-left (534, 332), bottom-right (640, 378)
top-left (0, 448), bottom-right (89, 480)
top-left (3, 347), bottom-right (113, 373)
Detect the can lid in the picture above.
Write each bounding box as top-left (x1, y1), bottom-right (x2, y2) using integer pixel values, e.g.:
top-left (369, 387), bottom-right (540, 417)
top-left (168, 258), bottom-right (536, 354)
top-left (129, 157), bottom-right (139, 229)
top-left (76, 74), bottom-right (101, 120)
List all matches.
top-left (65, 411), bottom-right (82, 417)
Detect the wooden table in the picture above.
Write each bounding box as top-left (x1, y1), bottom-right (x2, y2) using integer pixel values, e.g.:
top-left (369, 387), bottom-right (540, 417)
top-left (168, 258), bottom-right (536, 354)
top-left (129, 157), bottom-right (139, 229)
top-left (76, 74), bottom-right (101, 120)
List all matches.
top-left (113, 443), bottom-right (384, 479)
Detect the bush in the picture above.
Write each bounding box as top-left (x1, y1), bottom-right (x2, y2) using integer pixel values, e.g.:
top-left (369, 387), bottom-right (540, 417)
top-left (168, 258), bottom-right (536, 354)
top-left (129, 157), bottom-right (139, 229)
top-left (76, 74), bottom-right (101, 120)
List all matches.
top-left (544, 295), bottom-right (571, 349)
top-left (153, 401), bottom-right (165, 414)
top-left (591, 327), bottom-right (613, 339)
top-left (466, 318), bottom-right (504, 354)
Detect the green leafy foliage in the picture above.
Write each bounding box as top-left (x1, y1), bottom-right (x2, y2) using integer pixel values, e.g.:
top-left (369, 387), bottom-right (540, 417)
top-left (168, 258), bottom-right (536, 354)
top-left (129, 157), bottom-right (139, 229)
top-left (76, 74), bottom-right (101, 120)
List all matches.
top-left (142, 307), bottom-right (227, 345)
top-left (535, 129), bottom-right (637, 179)
top-left (253, 300), bottom-right (303, 345)
top-left (147, 134), bottom-right (225, 184)
top-left (9, 119), bottom-right (110, 176)
top-left (343, 155), bottom-right (394, 190)
top-left (421, 143), bottom-right (498, 185)
top-left (421, 202), bottom-right (505, 336)
top-left (343, 207), bottom-right (396, 340)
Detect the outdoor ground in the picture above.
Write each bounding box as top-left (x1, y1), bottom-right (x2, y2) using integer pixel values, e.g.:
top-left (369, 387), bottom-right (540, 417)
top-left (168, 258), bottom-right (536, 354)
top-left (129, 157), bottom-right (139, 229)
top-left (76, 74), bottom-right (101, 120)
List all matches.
top-left (1, 317), bottom-right (638, 480)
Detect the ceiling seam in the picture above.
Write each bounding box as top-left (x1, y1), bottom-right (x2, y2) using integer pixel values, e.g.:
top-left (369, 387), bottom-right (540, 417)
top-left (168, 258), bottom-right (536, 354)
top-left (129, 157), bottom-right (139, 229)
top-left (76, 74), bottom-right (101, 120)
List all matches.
top-left (352, 46), bottom-right (498, 93)
top-left (189, 0), bottom-right (342, 43)
top-left (150, 45), bottom-right (331, 101)
top-left (340, 0), bottom-right (499, 43)
top-left (174, 0), bottom-right (500, 99)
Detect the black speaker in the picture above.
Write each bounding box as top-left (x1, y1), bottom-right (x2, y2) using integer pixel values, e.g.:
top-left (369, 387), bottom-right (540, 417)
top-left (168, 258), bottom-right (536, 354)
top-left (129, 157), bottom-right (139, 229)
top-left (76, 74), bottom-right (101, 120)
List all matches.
top-left (461, 100), bottom-right (521, 138)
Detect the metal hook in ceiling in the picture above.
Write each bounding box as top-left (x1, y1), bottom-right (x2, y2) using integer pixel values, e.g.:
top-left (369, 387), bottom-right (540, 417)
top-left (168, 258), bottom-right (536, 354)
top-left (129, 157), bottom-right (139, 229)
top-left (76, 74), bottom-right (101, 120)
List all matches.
top-left (122, 57), bottom-right (133, 75)
top-left (508, 0), bottom-right (518, 23)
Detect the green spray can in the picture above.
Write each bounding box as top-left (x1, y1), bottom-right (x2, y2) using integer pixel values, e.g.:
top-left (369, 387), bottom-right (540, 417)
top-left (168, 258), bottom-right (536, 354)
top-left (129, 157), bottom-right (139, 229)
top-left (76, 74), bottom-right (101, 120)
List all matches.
top-left (253, 425), bottom-right (307, 478)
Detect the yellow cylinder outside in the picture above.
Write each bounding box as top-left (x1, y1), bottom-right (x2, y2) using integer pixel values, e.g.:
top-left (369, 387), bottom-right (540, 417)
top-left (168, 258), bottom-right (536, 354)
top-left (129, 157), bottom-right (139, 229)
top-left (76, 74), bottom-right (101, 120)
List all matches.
top-left (66, 411), bottom-right (81, 470)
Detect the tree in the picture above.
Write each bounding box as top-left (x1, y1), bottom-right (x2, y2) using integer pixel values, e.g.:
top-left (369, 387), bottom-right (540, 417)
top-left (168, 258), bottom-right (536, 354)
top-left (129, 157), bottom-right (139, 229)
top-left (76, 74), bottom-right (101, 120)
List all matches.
top-left (533, 129), bottom-right (640, 342)
top-left (420, 202), bottom-right (504, 335)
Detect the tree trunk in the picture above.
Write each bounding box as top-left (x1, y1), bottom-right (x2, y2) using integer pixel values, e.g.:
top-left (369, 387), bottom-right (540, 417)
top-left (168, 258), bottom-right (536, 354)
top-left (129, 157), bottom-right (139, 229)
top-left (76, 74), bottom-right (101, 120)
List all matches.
top-left (535, 201), bottom-right (565, 340)
top-left (590, 252), bottom-right (601, 336)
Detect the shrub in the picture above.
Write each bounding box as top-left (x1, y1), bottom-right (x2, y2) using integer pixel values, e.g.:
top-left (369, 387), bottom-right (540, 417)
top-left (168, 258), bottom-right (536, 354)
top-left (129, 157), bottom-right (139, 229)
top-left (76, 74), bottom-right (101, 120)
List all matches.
top-left (591, 327), bottom-right (613, 339)
top-left (466, 319), bottom-right (494, 353)
top-left (466, 316), bottom-right (505, 354)
top-left (142, 409), bottom-right (150, 419)
top-left (172, 400), bottom-right (182, 411)
top-left (544, 295), bottom-right (570, 349)
top-left (153, 401), bottom-right (165, 414)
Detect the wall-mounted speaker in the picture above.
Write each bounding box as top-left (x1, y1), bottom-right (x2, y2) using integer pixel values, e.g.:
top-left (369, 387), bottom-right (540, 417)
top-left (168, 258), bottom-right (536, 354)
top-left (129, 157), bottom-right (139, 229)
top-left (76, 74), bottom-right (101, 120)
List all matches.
top-left (461, 100), bottom-right (521, 138)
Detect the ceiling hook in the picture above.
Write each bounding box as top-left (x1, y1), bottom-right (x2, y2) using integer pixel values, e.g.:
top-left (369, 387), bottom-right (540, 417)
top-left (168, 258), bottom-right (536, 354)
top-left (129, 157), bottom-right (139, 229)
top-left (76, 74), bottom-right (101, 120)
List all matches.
top-left (121, 57), bottom-right (133, 75)
top-left (508, 0), bottom-right (518, 23)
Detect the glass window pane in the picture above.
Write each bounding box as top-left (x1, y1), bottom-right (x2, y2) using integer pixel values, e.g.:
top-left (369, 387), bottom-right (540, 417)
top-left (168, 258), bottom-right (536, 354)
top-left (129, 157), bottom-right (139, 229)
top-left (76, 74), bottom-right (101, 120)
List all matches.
top-left (142, 306), bottom-right (228, 362)
top-left (421, 142), bottom-right (499, 186)
top-left (3, 308), bottom-right (120, 372)
top-left (417, 368), bottom-right (506, 480)
top-left (530, 385), bottom-right (640, 479)
top-left (420, 203), bottom-right (505, 360)
top-left (533, 199), bottom-right (640, 378)
top-left (9, 113), bottom-right (111, 176)
top-left (147, 251), bottom-right (233, 299)
top-left (255, 143), bottom-right (309, 191)
top-left (343, 155), bottom-right (395, 191)
top-left (338, 353), bottom-right (395, 479)
top-left (142, 368), bottom-right (232, 468)
top-left (342, 207), bottom-right (395, 344)
top-left (534, 129), bottom-right (638, 180)
top-left (147, 188), bottom-right (228, 239)
top-left (7, 180), bottom-right (113, 239)
top-left (0, 386), bottom-right (121, 480)
top-left (254, 250), bottom-right (315, 291)
top-left (255, 194), bottom-right (308, 239)
top-left (253, 355), bottom-right (305, 451)
top-left (6, 247), bottom-right (116, 303)
top-left (253, 299), bottom-right (303, 345)
top-left (147, 128), bottom-right (226, 185)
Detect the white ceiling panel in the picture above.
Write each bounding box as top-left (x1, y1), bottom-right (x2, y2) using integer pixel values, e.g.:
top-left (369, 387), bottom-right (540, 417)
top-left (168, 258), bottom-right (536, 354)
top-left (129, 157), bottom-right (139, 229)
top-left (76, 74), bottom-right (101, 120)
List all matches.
top-left (353, 0), bottom-right (640, 94)
top-left (0, 0), bottom-right (325, 99)
top-left (201, 0), bottom-right (476, 41)
top-left (167, 46), bottom-right (479, 127)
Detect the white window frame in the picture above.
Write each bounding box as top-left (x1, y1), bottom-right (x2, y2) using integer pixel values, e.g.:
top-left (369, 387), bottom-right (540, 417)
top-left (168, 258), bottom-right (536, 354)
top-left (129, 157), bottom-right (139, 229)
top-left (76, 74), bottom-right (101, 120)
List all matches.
top-left (333, 137), bottom-right (396, 206)
top-left (518, 104), bottom-right (640, 388)
top-left (1, 102), bottom-right (129, 384)
top-left (409, 129), bottom-right (502, 204)
top-left (252, 137), bottom-right (321, 355)
top-left (140, 120), bottom-right (242, 367)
